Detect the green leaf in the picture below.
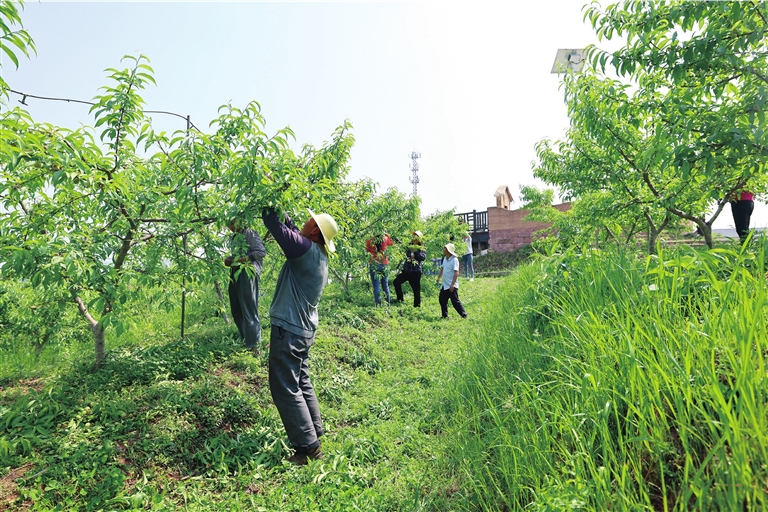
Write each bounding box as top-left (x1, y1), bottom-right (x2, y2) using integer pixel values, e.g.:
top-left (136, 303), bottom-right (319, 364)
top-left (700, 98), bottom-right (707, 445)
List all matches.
top-left (0, 42), bottom-right (19, 68)
top-left (705, 157), bottom-right (714, 175)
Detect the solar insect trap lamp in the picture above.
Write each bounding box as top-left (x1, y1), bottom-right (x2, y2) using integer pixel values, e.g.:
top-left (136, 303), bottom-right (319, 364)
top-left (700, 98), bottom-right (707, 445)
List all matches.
top-left (551, 48), bottom-right (585, 74)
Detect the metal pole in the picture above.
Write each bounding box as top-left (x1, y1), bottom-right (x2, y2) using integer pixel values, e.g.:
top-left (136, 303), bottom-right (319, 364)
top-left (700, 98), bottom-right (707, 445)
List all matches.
top-left (181, 234), bottom-right (187, 339)
top-left (180, 114), bottom-right (191, 340)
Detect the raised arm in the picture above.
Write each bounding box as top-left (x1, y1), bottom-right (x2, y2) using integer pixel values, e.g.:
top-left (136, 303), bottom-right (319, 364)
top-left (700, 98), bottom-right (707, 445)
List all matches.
top-left (262, 209), bottom-right (312, 259)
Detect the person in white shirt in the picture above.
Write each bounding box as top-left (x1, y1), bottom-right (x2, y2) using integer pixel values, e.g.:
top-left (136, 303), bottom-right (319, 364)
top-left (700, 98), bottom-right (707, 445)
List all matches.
top-left (435, 243), bottom-right (468, 319)
top-left (462, 234), bottom-right (474, 281)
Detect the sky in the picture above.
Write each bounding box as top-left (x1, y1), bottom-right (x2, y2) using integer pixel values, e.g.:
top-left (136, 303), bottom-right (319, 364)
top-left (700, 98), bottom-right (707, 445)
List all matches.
top-left (2, 0), bottom-right (764, 231)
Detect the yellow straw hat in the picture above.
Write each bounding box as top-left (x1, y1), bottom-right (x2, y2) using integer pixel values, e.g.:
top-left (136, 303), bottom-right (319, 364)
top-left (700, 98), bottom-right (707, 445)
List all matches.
top-left (444, 243), bottom-right (457, 257)
top-left (308, 209), bottom-right (339, 253)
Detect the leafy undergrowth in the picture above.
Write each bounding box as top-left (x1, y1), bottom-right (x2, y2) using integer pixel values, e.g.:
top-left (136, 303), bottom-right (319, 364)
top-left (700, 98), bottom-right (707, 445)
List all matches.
top-left (474, 245), bottom-right (535, 276)
top-left (5, 240), bottom-right (765, 511)
top-left (0, 277), bottom-right (497, 511)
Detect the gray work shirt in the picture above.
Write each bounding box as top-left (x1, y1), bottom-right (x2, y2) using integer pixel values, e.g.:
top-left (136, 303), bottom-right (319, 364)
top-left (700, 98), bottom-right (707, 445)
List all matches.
top-left (230, 228), bottom-right (266, 275)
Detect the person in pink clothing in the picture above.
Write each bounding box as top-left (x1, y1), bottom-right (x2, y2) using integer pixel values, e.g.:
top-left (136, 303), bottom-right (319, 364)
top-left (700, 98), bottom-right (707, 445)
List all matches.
top-left (365, 234), bottom-right (394, 306)
top-left (730, 190), bottom-right (754, 244)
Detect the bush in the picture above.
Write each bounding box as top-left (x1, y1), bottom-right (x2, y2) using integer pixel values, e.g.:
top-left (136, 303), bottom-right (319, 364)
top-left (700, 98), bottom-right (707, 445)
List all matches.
top-left (473, 245), bottom-right (535, 276)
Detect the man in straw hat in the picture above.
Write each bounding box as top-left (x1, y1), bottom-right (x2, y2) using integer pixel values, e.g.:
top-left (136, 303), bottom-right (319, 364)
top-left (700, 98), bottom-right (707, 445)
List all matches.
top-left (262, 207), bottom-right (339, 465)
top-left (435, 242), bottom-right (468, 319)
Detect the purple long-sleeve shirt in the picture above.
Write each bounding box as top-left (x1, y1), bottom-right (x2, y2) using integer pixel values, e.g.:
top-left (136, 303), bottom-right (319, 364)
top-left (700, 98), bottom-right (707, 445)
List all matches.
top-left (262, 210), bottom-right (312, 260)
top-left (262, 208), bottom-right (328, 337)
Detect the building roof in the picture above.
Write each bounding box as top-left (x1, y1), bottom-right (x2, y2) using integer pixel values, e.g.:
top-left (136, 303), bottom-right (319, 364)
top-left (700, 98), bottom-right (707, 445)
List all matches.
top-left (494, 185), bottom-right (514, 202)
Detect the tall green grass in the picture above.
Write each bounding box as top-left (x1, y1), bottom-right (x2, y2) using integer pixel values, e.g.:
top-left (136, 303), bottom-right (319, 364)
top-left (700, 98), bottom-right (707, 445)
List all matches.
top-left (443, 241), bottom-right (768, 511)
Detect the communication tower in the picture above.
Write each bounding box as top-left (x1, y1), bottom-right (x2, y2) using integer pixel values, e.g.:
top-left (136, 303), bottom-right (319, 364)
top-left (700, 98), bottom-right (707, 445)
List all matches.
top-left (409, 150), bottom-right (421, 197)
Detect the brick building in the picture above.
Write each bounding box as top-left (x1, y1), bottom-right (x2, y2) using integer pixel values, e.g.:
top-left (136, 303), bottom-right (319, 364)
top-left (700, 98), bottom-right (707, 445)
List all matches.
top-left (456, 185), bottom-right (571, 254)
top-left (487, 203), bottom-right (571, 253)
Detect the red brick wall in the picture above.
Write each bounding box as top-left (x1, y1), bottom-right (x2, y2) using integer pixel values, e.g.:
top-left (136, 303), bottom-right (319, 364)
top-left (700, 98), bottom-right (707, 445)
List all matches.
top-left (488, 203), bottom-right (571, 253)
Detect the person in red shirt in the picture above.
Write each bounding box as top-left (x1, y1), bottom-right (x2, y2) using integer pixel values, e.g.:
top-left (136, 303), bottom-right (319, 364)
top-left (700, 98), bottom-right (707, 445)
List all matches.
top-left (365, 233), bottom-right (394, 306)
top-left (730, 190), bottom-right (754, 244)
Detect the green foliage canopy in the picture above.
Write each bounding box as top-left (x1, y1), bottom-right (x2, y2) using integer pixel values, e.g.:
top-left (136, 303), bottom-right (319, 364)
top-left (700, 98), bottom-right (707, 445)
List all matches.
top-left (534, 0), bottom-right (768, 250)
top-left (0, 49), bottom-right (355, 366)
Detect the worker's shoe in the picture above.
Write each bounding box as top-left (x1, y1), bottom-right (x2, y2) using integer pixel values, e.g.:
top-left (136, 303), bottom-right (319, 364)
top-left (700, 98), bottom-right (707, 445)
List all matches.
top-left (287, 446), bottom-right (323, 465)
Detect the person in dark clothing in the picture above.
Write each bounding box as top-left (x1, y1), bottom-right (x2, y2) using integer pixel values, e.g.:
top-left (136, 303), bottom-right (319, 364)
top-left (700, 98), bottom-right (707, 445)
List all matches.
top-left (730, 190), bottom-right (754, 244)
top-left (262, 207), bottom-right (338, 465)
top-left (225, 218), bottom-right (266, 354)
top-left (393, 231), bottom-right (426, 307)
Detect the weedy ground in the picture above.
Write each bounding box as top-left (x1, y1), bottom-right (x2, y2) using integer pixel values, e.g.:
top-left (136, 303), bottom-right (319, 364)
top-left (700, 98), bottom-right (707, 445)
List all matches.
top-left (0, 276), bottom-right (496, 511)
top-left (3, 240), bottom-right (768, 511)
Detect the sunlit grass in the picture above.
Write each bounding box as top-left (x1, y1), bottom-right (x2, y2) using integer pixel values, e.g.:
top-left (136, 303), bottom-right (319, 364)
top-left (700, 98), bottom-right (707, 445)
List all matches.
top-left (0, 273), bottom-right (489, 510)
top-left (443, 239), bottom-right (768, 511)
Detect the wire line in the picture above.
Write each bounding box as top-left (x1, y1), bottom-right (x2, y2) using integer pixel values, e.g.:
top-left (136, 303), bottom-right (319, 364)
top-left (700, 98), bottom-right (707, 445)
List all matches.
top-left (7, 88), bottom-right (200, 131)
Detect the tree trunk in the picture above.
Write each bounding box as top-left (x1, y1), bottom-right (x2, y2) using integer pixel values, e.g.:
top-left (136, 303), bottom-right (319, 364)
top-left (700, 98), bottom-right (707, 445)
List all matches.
top-left (648, 229), bottom-right (659, 255)
top-left (701, 224), bottom-right (714, 249)
top-left (345, 272), bottom-right (353, 293)
top-left (645, 214), bottom-right (670, 255)
top-left (34, 332), bottom-right (50, 361)
top-left (329, 267), bottom-right (348, 293)
top-left (73, 293), bottom-right (106, 369)
top-left (647, 224), bottom-right (667, 255)
top-left (214, 279), bottom-right (230, 325)
top-left (92, 322), bottom-right (106, 369)
top-left (665, 203), bottom-right (719, 250)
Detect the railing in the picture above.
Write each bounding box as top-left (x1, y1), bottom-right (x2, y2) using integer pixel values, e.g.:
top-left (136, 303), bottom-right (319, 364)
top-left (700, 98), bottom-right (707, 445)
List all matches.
top-left (455, 209), bottom-right (488, 233)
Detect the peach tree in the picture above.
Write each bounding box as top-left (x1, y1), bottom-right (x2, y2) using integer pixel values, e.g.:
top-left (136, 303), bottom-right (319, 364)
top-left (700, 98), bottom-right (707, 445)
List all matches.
top-left (1, 47), bottom-right (354, 367)
top-left (314, 179), bottom-right (420, 293)
top-left (535, 0), bottom-right (768, 250)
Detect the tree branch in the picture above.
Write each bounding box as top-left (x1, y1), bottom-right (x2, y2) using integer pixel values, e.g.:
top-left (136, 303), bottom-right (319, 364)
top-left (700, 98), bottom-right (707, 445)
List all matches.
top-left (72, 292), bottom-right (98, 328)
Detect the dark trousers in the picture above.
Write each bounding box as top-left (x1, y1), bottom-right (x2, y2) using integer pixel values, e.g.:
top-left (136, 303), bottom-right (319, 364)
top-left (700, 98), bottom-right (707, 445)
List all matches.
top-left (228, 267), bottom-right (261, 348)
top-left (268, 325), bottom-right (323, 453)
top-left (439, 288), bottom-right (467, 318)
top-left (731, 200), bottom-right (754, 243)
top-left (393, 272), bottom-right (422, 307)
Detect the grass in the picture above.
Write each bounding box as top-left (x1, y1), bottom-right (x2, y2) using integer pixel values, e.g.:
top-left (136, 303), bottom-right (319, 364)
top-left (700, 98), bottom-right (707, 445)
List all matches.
top-left (441, 239), bottom-right (768, 511)
top-left (0, 275), bottom-right (494, 511)
top-left (2, 237), bottom-right (767, 510)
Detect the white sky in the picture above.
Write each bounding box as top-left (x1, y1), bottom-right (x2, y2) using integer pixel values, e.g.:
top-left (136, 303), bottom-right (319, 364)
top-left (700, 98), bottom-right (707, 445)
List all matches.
top-left (2, 0), bottom-right (764, 230)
